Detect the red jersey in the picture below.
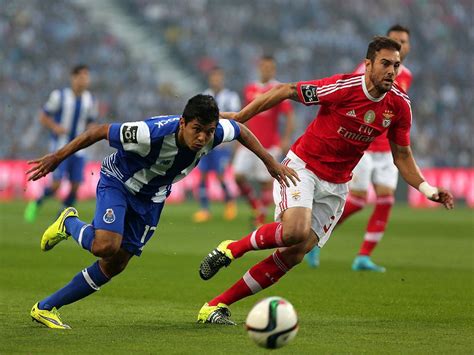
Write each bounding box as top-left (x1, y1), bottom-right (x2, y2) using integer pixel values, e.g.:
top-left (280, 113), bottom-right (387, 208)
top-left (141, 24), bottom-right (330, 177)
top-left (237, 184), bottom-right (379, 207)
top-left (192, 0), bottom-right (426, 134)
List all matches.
top-left (293, 73), bottom-right (412, 184)
top-left (353, 61), bottom-right (413, 151)
top-left (243, 80), bottom-right (293, 148)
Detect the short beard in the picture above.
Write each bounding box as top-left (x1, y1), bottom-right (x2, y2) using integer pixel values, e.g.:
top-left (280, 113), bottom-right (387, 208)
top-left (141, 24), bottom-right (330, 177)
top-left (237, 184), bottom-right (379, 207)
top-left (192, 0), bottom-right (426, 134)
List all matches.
top-left (370, 73), bottom-right (391, 94)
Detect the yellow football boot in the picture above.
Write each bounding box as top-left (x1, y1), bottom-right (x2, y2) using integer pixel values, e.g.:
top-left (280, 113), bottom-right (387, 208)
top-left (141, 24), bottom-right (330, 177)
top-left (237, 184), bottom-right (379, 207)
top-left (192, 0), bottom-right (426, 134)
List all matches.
top-left (197, 302), bottom-right (236, 325)
top-left (193, 210), bottom-right (211, 223)
top-left (199, 240), bottom-right (235, 280)
top-left (40, 207), bottom-right (78, 251)
top-left (223, 201), bottom-right (237, 221)
top-left (30, 302), bottom-right (71, 329)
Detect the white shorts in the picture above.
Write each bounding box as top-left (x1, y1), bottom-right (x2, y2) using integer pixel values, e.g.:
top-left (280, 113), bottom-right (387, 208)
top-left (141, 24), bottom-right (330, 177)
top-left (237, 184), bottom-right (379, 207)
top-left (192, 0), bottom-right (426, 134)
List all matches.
top-left (350, 152), bottom-right (399, 191)
top-left (233, 146), bottom-right (282, 182)
top-left (273, 151), bottom-right (349, 248)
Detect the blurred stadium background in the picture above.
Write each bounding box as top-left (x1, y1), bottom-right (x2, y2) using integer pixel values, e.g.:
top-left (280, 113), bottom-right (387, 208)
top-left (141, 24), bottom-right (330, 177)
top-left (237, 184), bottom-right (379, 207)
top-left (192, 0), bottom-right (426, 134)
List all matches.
top-left (1, 0), bottom-right (472, 204)
top-left (0, 0), bottom-right (473, 353)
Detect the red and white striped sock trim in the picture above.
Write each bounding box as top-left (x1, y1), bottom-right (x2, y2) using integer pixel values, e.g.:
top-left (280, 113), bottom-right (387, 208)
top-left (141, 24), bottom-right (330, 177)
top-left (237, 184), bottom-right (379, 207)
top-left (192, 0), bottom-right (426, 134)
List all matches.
top-left (249, 230), bottom-right (259, 250)
top-left (349, 195), bottom-right (366, 207)
top-left (376, 195), bottom-right (395, 205)
top-left (243, 271), bottom-right (262, 294)
top-left (272, 250), bottom-right (289, 273)
top-left (364, 231), bottom-right (384, 242)
top-left (274, 223), bottom-right (284, 247)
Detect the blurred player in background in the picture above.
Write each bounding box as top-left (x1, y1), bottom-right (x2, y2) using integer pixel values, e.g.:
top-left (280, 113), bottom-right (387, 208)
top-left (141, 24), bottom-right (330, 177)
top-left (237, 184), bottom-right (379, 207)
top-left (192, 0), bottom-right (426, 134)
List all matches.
top-left (26, 94), bottom-right (298, 329)
top-left (233, 55), bottom-right (295, 227)
top-left (24, 64), bottom-right (97, 222)
top-left (193, 67), bottom-right (241, 223)
top-left (197, 37), bottom-right (453, 325)
top-left (306, 25), bottom-right (412, 271)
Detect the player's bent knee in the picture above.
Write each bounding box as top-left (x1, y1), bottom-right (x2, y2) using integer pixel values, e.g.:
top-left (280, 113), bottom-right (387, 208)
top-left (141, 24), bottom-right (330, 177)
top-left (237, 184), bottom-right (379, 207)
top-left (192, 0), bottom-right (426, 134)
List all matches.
top-left (282, 234), bottom-right (318, 266)
top-left (92, 230), bottom-right (122, 258)
top-left (100, 257), bottom-right (130, 278)
top-left (282, 224), bottom-right (312, 246)
top-left (350, 190), bottom-right (368, 200)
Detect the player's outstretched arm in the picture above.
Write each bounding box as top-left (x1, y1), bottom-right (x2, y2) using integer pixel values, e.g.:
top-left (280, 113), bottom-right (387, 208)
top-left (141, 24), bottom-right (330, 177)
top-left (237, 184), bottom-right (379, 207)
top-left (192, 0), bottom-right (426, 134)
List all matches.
top-left (27, 124), bottom-right (110, 181)
top-left (237, 123), bottom-right (299, 187)
top-left (221, 83), bottom-right (299, 124)
top-left (390, 142), bottom-right (454, 209)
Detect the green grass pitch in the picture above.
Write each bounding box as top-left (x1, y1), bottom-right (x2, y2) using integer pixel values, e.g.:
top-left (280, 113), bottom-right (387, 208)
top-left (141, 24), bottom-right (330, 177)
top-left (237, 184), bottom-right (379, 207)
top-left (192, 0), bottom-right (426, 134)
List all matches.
top-left (0, 200), bottom-right (472, 353)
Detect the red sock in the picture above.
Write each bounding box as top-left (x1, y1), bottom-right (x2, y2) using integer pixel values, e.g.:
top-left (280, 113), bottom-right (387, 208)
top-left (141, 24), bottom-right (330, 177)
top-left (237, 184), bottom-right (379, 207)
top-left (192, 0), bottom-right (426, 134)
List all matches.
top-left (237, 180), bottom-right (262, 211)
top-left (338, 194), bottom-right (366, 225)
top-left (228, 222), bottom-right (285, 259)
top-left (208, 250), bottom-right (291, 306)
top-left (358, 195), bottom-right (394, 256)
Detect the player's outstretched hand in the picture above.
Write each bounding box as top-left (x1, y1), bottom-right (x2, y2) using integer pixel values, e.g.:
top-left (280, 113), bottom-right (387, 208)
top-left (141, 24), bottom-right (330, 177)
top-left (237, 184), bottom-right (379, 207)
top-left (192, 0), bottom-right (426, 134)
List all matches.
top-left (26, 153), bottom-right (61, 181)
top-left (265, 161), bottom-right (300, 187)
top-left (220, 112), bottom-right (237, 120)
top-left (429, 187), bottom-right (454, 210)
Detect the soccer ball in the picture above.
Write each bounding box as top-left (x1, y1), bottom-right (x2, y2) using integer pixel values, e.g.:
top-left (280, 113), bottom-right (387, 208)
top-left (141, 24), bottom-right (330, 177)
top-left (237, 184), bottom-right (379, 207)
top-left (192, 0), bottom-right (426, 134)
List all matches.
top-left (245, 296), bottom-right (299, 349)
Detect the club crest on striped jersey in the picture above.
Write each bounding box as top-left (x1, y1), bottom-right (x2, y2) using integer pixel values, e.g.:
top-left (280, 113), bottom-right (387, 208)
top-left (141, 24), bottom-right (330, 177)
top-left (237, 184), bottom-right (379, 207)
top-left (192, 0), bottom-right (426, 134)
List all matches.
top-left (103, 208), bottom-right (115, 224)
top-left (364, 110), bottom-right (376, 124)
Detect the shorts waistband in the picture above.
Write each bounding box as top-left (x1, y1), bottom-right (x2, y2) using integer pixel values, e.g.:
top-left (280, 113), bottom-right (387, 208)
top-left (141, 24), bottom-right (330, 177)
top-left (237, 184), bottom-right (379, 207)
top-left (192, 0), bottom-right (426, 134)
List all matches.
top-left (286, 150), bottom-right (307, 167)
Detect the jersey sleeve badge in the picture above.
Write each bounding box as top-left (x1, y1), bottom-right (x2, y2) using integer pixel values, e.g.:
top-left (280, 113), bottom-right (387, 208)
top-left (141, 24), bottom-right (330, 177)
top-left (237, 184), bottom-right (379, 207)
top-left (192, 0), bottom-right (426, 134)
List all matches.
top-left (301, 84), bottom-right (319, 104)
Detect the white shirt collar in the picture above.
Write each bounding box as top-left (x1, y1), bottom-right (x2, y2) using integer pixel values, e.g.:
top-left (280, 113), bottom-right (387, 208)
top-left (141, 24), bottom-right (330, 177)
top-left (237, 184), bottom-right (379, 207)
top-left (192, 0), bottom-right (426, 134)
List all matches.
top-left (362, 75), bottom-right (387, 102)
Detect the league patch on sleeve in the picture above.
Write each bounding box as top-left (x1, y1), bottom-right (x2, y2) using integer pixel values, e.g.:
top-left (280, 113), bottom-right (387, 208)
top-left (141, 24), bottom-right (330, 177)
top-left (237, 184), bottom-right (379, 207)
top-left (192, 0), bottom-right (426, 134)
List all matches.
top-left (301, 84), bottom-right (319, 104)
top-left (122, 125), bottom-right (138, 144)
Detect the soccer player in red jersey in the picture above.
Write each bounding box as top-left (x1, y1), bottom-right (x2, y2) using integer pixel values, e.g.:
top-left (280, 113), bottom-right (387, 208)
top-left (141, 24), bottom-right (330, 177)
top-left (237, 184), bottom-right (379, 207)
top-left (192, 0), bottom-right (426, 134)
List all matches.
top-left (196, 36), bottom-right (453, 325)
top-left (233, 55), bottom-right (295, 227)
top-left (306, 25), bottom-right (413, 271)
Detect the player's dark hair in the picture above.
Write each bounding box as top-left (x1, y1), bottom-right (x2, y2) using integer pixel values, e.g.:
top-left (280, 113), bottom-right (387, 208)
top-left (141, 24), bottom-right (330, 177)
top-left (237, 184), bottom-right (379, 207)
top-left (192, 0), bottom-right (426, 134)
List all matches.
top-left (366, 36), bottom-right (401, 62)
top-left (261, 55), bottom-right (275, 62)
top-left (386, 24), bottom-right (410, 36)
top-left (71, 64), bottom-right (89, 75)
top-left (182, 94), bottom-right (219, 126)
top-left (210, 66), bottom-right (222, 72)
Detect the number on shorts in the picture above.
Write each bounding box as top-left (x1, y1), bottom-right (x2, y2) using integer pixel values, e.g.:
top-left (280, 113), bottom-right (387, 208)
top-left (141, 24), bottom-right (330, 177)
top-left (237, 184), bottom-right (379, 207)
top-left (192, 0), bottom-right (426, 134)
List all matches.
top-left (140, 225), bottom-right (157, 243)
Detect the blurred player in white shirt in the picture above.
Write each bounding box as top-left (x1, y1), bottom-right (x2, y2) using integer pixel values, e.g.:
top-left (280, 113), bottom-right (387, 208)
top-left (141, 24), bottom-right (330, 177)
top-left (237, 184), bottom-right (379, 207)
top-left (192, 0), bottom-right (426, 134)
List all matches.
top-left (234, 56), bottom-right (295, 227)
top-left (193, 67), bottom-right (241, 222)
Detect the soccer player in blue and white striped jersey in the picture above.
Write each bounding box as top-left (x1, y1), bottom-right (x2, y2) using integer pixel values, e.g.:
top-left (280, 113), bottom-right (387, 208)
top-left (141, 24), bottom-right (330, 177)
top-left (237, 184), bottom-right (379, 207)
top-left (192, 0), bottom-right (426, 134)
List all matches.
top-left (26, 94), bottom-right (299, 329)
top-left (24, 64), bottom-right (97, 222)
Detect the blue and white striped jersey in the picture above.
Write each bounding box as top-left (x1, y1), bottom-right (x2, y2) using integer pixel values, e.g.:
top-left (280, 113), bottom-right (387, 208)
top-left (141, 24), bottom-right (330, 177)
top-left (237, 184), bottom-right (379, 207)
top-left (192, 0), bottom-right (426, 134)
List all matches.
top-left (203, 88), bottom-right (241, 113)
top-left (102, 115), bottom-right (241, 202)
top-left (43, 88), bottom-right (97, 154)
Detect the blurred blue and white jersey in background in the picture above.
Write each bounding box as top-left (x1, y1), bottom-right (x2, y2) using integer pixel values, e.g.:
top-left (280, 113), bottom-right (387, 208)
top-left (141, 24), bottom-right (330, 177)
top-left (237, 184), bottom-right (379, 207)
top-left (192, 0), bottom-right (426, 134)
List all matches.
top-left (203, 88), bottom-right (241, 115)
top-left (199, 88), bottom-right (241, 173)
top-left (43, 88), bottom-right (97, 155)
top-left (103, 115), bottom-right (241, 202)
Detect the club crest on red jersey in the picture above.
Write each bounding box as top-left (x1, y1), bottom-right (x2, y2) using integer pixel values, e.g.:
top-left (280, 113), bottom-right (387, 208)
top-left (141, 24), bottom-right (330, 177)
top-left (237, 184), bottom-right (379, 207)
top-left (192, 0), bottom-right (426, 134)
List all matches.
top-left (363, 110), bottom-right (375, 124)
top-left (382, 110), bottom-right (394, 127)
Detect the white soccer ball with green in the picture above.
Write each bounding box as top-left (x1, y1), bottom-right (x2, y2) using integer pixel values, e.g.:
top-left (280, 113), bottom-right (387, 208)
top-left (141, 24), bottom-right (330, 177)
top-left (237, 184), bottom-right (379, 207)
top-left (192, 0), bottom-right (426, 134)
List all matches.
top-left (245, 296), bottom-right (299, 349)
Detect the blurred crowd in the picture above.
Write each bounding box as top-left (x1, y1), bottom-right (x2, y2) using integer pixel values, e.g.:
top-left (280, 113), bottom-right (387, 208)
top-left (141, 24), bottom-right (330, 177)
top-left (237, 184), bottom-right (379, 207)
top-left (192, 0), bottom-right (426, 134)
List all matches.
top-left (0, 0), bottom-right (184, 159)
top-left (125, 0), bottom-right (473, 167)
top-left (1, 0), bottom-right (472, 166)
